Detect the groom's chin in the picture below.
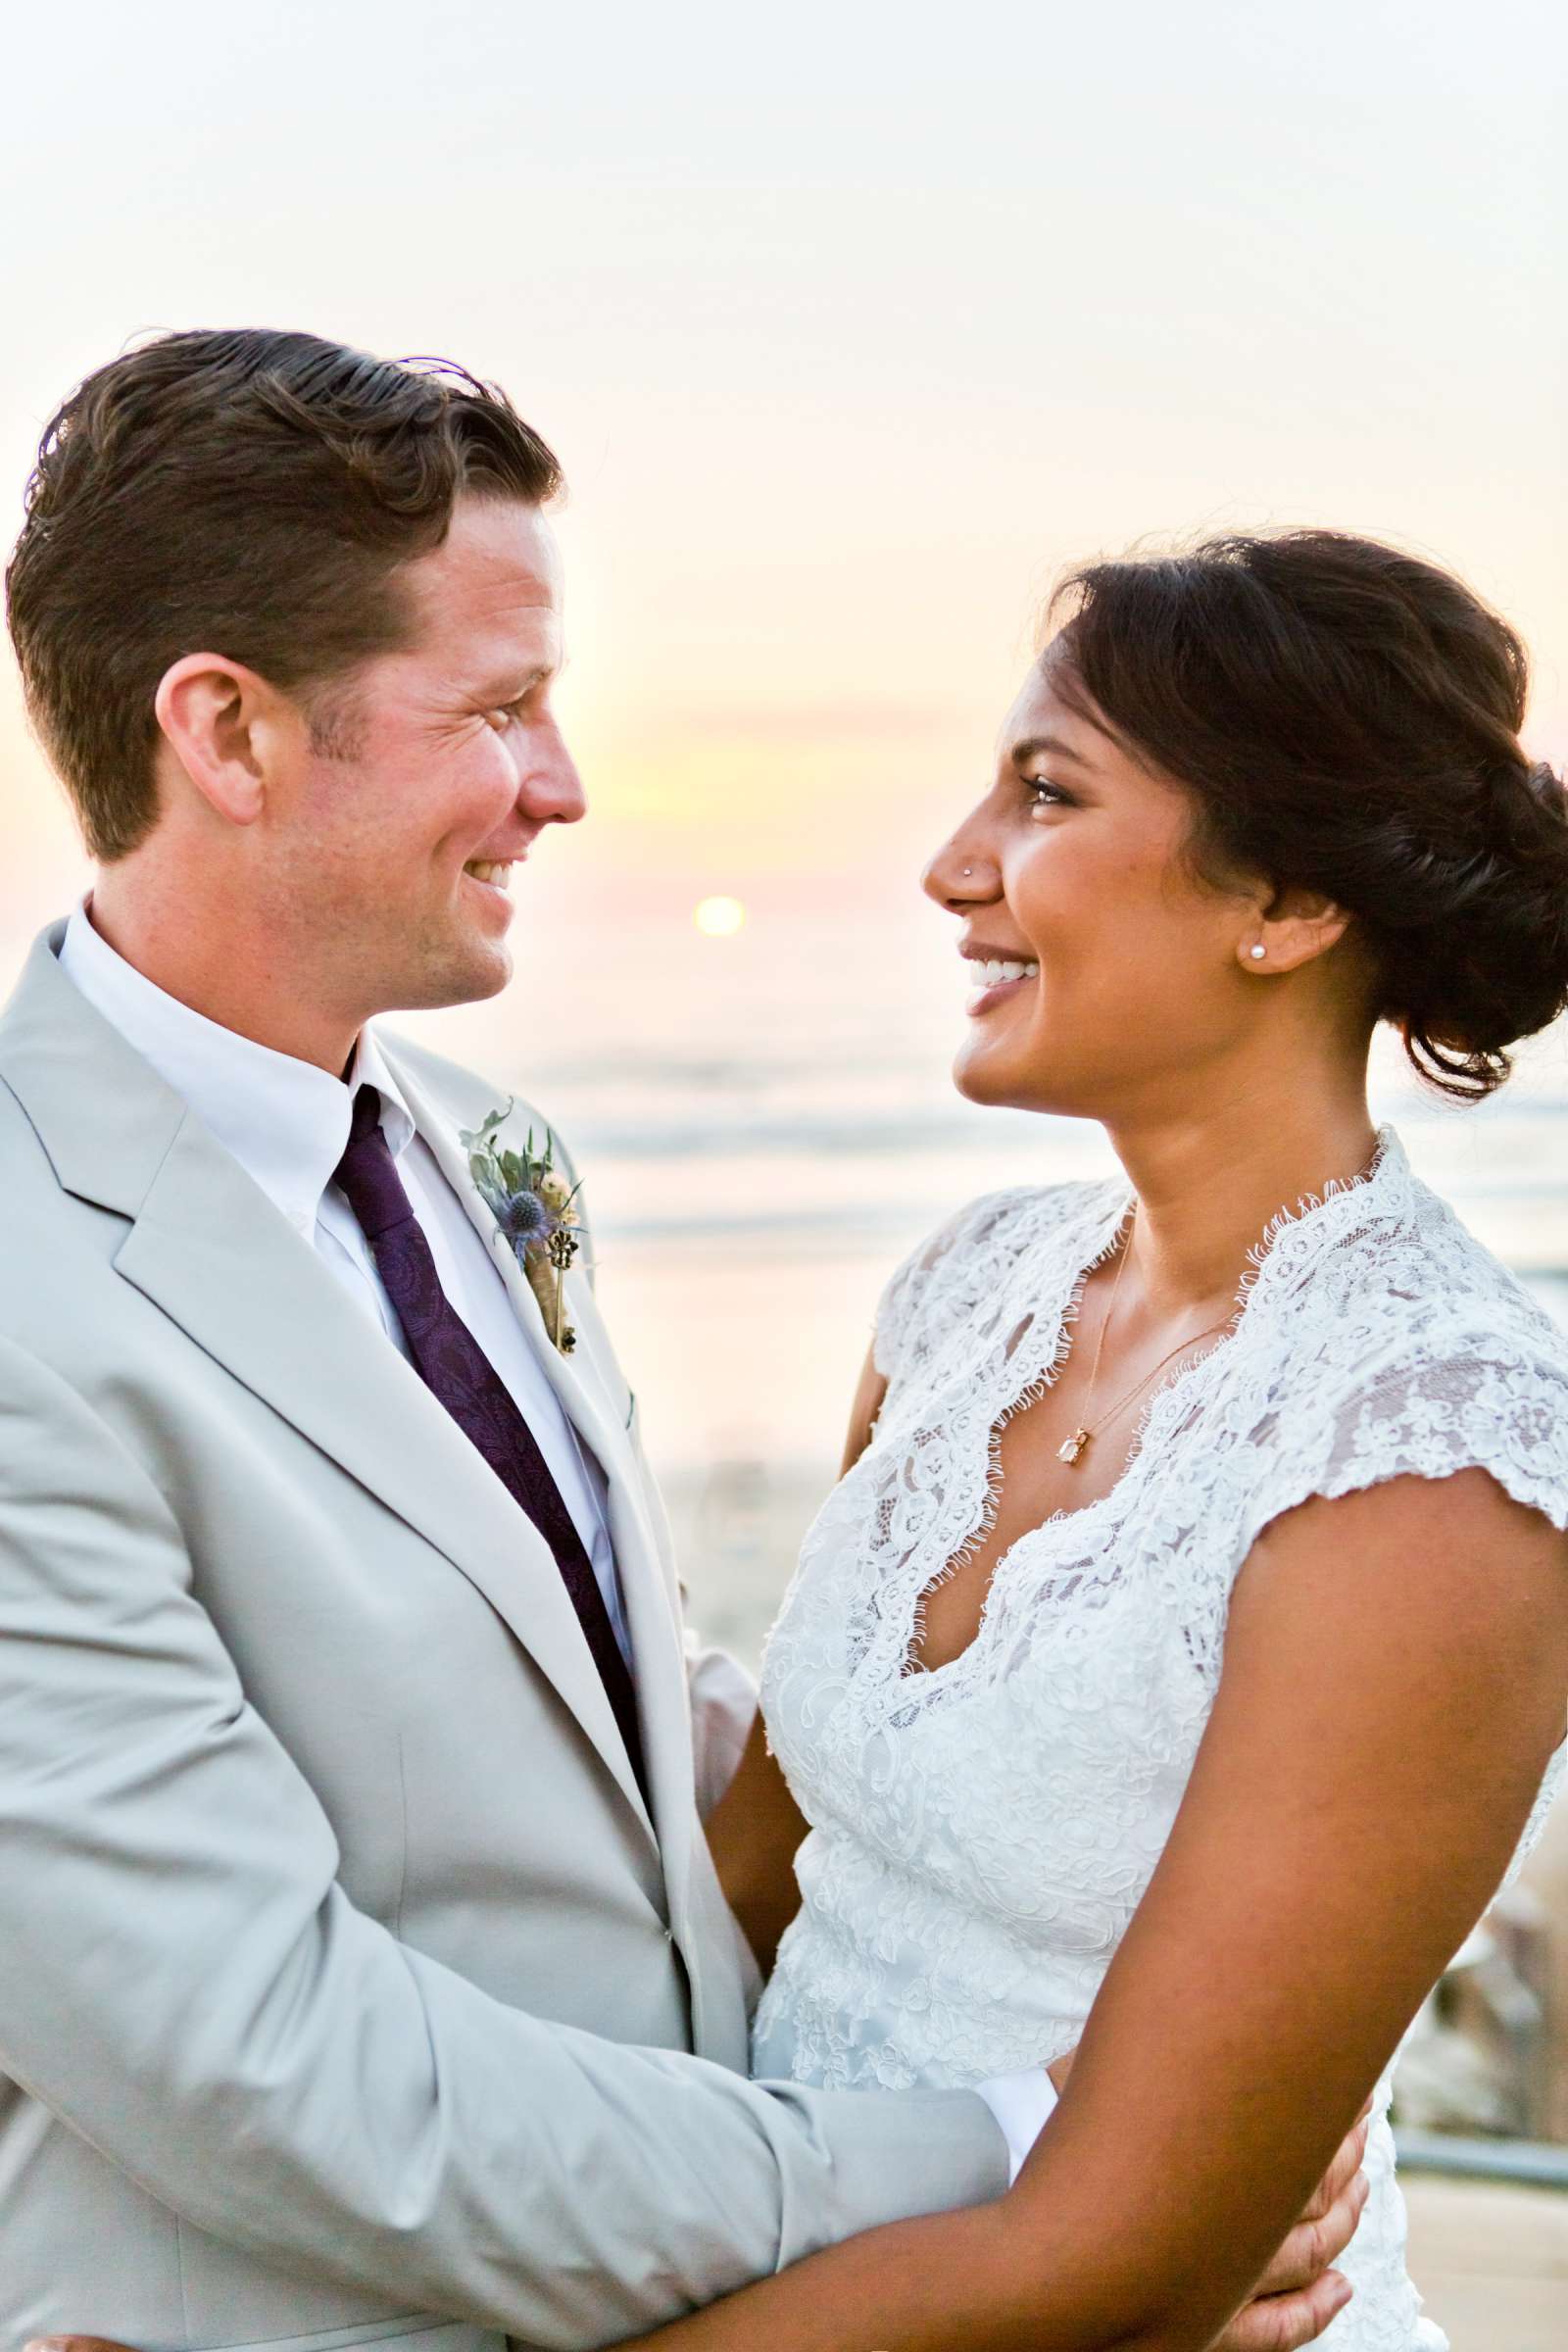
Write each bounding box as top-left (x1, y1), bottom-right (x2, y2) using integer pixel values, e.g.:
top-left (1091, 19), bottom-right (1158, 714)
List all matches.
top-left (387, 934), bottom-right (515, 1016)
top-left (444, 942), bottom-right (514, 1006)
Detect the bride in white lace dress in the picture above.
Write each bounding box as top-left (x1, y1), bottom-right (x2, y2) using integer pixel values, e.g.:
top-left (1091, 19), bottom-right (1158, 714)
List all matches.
top-left (637, 531), bottom-right (1568, 2352)
top-left (748, 1127), bottom-right (1566, 2349)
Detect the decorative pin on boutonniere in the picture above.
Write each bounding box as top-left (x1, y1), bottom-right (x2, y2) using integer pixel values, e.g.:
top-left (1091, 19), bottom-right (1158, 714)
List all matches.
top-left (460, 1103), bottom-right (583, 1354)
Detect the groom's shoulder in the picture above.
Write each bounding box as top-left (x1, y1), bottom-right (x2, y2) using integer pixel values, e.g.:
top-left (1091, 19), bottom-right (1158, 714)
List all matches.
top-left (0, 1068), bottom-right (107, 1342)
top-left (0, 1059), bottom-right (70, 1205)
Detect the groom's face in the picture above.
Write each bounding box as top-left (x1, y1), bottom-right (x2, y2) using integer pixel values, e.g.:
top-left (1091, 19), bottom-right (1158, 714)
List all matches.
top-left (282, 494), bottom-right (583, 1015)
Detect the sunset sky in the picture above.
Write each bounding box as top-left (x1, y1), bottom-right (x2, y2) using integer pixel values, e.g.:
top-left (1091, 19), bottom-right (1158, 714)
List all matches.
top-left (0, 0), bottom-right (1561, 965)
top-left (0, 0), bottom-right (1563, 1496)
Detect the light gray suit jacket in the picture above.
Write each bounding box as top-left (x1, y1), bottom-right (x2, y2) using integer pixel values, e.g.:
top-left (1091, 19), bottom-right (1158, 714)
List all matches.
top-left (0, 925), bottom-right (1005, 2352)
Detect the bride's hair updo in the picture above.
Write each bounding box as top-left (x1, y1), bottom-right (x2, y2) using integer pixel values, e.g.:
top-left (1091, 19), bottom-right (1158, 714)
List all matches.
top-left (1044, 531), bottom-right (1568, 1100)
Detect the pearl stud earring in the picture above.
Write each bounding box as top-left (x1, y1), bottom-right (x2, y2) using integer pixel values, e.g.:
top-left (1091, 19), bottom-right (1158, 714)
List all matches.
top-left (1249, 943), bottom-right (1267, 960)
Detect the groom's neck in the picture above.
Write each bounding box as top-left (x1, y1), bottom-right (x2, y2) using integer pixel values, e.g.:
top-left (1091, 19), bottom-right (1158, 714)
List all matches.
top-left (86, 875), bottom-right (363, 1077)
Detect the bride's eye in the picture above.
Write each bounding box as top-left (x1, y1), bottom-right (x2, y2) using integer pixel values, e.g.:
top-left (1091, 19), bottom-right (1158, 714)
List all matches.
top-left (1025, 778), bottom-right (1069, 818)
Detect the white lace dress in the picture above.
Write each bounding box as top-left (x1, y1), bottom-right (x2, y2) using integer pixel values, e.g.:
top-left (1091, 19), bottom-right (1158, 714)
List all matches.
top-left (752, 1126), bottom-right (1568, 2350)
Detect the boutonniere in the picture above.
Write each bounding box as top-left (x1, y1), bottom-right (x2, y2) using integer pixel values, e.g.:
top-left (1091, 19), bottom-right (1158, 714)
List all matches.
top-left (460, 1102), bottom-right (583, 1355)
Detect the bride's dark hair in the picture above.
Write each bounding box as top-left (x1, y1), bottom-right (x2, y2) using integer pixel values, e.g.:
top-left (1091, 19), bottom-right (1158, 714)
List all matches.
top-left (1044, 530), bottom-right (1568, 1101)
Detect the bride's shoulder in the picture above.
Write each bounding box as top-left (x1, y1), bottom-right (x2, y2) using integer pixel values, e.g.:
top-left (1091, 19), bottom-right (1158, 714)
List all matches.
top-left (1305, 1172), bottom-right (1568, 1376)
top-left (1247, 1186), bottom-right (1568, 1544)
top-left (873, 1176), bottom-right (1115, 1384)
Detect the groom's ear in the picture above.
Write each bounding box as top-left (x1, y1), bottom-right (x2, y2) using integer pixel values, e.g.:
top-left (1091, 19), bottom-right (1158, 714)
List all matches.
top-left (153, 652), bottom-right (303, 828)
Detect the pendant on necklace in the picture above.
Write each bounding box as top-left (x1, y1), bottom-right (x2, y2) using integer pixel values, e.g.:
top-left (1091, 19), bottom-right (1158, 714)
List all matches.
top-left (1057, 1428), bottom-right (1091, 1466)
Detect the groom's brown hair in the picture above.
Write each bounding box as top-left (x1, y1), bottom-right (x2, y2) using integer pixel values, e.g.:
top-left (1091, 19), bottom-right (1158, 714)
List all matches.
top-left (4, 329), bottom-right (563, 860)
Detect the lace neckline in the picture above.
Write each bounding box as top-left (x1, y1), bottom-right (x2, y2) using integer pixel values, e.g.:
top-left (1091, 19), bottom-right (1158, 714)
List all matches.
top-left (1067, 1119), bottom-right (1407, 1332)
top-left (1058, 1115), bottom-right (1403, 1396)
top-left (900, 1123), bottom-right (1410, 1683)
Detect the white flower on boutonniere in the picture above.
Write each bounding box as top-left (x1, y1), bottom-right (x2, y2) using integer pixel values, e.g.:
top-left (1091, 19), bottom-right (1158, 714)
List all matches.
top-left (460, 1103), bottom-right (583, 1354)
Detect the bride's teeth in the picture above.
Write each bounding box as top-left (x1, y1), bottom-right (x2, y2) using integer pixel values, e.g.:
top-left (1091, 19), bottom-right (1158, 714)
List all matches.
top-left (967, 957), bottom-right (1040, 990)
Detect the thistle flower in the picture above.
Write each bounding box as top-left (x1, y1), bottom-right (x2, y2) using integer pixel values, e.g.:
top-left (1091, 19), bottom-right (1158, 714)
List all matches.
top-left (461, 1102), bottom-right (582, 1353)
top-left (493, 1190), bottom-right (556, 1251)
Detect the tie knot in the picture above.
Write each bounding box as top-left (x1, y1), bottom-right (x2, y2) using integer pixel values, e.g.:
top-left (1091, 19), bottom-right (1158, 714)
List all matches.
top-left (333, 1085), bottom-right (413, 1241)
top-left (347, 1083), bottom-right (384, 1151)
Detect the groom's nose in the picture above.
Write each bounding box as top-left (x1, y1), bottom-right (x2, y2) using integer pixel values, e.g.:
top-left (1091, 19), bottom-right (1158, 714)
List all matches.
top-left (517, 717), bottom-right (587, 828)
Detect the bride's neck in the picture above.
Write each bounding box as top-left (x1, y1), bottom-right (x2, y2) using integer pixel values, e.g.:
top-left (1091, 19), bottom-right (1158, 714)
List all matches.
top-left (1102, 1076), bottom-right (1379, 1322)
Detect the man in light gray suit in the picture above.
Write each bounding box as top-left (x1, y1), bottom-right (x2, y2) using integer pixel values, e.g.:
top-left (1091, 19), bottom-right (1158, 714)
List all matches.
top-left (0, 332), bottom-right (1355, 2352)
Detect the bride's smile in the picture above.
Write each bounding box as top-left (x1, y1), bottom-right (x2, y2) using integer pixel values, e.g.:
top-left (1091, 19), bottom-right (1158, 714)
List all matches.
top-left (959, 947), bottom-right (1041, 1013)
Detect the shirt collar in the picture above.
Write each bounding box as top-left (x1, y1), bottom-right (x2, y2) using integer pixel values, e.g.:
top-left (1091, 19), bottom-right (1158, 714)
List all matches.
top-left (57, 900), bottom-right (417, 1231)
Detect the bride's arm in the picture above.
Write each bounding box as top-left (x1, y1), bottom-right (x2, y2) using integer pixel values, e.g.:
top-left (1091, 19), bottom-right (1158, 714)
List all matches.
top-left (628, 1463), bottom-right (1568, 2352)
top-left (705, 1715), bottom-right (808, 1974)
top-left (707, 1347), bottom-right (888, 1971)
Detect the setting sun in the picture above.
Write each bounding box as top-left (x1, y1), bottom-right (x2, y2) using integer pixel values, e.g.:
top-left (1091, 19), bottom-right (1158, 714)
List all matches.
top-left (694, 895), bottom-right (747, 937)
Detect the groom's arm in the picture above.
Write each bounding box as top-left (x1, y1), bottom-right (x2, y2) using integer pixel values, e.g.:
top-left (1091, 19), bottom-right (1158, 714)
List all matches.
top-left (0, 1339), bottom-right (1007, 2351)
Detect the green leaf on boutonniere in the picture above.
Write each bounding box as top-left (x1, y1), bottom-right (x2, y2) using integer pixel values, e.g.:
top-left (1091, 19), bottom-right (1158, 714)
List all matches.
top-left (459, 1100), bottom-right (582, 1353)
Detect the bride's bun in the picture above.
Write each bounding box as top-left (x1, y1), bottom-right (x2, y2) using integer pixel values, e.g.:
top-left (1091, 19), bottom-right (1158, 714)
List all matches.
top-left (1046, 531), bottom-right (1568, 1100)
top-left (1381, 754), bottom-right (1568, 1096)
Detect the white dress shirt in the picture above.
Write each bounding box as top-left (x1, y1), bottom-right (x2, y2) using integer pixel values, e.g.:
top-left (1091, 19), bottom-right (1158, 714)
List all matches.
top-left (58, 903), bottom-right (633, 1667)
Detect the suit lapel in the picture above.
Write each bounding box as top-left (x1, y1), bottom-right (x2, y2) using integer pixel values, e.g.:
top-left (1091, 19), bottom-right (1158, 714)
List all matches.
top-left (0, 931), bottom-right (655, 1845)
top-left (385, 1048), bottom-right (701, 1876)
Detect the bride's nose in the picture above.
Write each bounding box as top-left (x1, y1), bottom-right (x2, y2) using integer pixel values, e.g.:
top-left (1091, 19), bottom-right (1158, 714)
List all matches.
top-left (922, 835), bottom-right (998, 912)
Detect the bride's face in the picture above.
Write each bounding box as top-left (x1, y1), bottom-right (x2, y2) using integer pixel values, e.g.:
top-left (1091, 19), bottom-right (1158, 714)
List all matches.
top-left (922, 654), bottom-right (1261, 1116)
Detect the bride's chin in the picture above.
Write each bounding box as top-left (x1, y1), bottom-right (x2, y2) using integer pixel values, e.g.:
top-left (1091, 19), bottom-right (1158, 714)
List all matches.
top-left (953, 1034), bottom-right (1074, 1114)
top-left (951, 1044), bottom-right (1015, 1106)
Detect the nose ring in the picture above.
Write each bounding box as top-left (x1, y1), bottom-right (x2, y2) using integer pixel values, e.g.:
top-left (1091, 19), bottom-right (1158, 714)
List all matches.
top-left (961, 865), bottom-right (974, 877)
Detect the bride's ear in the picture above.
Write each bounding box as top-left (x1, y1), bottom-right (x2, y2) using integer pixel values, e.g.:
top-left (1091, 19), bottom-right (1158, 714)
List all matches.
top-left (1240, 886), bottom-right (1354, 976)
top-left (154, 654), bottom-right (302, 828)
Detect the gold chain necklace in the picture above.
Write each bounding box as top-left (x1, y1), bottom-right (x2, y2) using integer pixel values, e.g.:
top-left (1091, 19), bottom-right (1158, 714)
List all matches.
top-left (1058, 1136), bottom-right (1386, 1468)
top-left (1055, 1217), bottom-right (1237, 1468)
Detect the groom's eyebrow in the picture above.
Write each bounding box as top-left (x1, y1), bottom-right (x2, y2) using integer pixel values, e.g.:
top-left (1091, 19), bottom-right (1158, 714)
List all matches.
top-left (473, 659), bottom-right (559, 701)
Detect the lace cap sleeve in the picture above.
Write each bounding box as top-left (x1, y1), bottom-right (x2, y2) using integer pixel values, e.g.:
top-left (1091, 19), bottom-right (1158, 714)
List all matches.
top-left (1244, 1320), bottom-right (1568, 1557)
top-left (873, 1203), bottom-right (977, 1386)
top-left (872, 1184), bottom-right (1072, 1390)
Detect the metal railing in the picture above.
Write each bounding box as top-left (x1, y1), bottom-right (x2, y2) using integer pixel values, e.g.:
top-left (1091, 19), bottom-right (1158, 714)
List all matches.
top-left (1394, 2130), bottom-right (1568, 2190)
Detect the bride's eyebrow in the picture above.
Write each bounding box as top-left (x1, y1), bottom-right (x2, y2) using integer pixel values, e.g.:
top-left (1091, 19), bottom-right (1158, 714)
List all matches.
top-left (1010, 733), bottom-right (1098, 771)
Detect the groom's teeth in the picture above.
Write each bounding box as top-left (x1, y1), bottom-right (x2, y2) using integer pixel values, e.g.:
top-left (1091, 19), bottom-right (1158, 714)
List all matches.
top-left (466, 860), bottom-right (513, 888)
top-left (968, 958), bottom-right (1039, 988)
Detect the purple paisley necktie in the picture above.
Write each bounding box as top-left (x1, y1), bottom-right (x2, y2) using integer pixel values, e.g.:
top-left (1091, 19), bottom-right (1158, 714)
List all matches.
top-left (332, 1086), bottom-right (648, 1804)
